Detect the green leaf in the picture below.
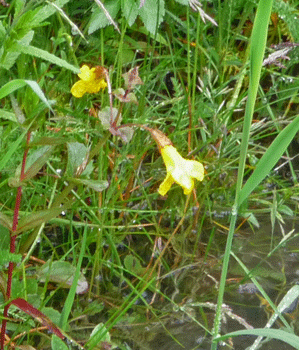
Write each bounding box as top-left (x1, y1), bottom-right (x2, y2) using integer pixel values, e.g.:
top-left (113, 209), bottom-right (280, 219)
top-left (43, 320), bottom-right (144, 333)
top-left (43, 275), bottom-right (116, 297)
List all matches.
top-left (239, 115), bottom-right (299, 206)
top-left (14, 202), bottom-right (73, 235)
top-left (0, 214), bottom-right (12, 232)
top-left (0, 251), bottom-right (22, 268)
top-left (31, 0), bottom-right (71, 27)
top-left (139, 0), bottom-right (165, 34)
top-left (38, 260), bottom-right (88, 294)
top-left (51, 333), bottom-right (69, 350)
top-left (123, 0), bottom-right (139, 27)
top-left (0, 80), bottom-right (53, 112)
top-left (124, 255), bottom-right (146, 275)
top-left (174, 0), bottom-right (188, 4)
top-left (67, 142), bottom-right (93, 177)
top-left (68, 178), bottom-right (109, 192)
top-left (30, 136), bottom-right (69, 146)
top-left (9, 146), bottom-right (55, 187)
top-left (16, 44), bottom-right (79, 73)
top-left (88, 0), bottom-right (121, 34)
top-left (24, 80), bottom-right (54, 112)
top-left (0, 30), bottom-right (34, 70)
top-left (0, 80), bottom-right (27, 99)
top-left (0, 127), bottom-right (29, 173)
top-left (0, 109), bottom-right (18, 122)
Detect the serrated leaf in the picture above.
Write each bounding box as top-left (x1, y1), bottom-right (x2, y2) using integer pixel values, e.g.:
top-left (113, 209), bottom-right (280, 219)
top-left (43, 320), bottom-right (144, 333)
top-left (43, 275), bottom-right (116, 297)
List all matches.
top-left (139, 0), bottom-right (165, 34)
top-left (0, 251), bottom-right (22, 268)
top-left (123, 0), bottom-right (139, 26)
top-left (88, 0), bottom-right (121, 34)
top-left (31, 0), bottom-right (71, 27)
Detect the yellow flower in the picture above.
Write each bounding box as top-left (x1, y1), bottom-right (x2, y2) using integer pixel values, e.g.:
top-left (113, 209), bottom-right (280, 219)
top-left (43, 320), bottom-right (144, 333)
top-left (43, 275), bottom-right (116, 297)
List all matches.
top-left (71, 65), bottom-right (107, 98)
top-left (159, 145), bottom-right (204, 196)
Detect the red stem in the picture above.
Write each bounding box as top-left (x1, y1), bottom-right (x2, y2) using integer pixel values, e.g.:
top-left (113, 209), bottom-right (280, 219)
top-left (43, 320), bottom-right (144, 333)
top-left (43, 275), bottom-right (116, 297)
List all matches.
top-left (0, 132), bottom-right (31, 350)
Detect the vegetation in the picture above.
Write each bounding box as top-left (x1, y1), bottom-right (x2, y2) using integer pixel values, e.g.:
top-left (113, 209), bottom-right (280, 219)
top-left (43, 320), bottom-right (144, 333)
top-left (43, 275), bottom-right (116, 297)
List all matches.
top-left (1, 0), bottom-right (299, 349)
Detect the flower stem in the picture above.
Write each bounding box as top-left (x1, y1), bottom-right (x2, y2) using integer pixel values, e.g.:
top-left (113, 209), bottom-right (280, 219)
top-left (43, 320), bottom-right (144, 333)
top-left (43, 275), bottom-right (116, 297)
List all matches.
top-left (0, 132), bottom-right (31, 350)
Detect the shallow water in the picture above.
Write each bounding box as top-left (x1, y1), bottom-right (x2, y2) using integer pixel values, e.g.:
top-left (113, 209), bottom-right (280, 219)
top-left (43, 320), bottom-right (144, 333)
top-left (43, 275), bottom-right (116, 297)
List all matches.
top-left (113, 217), bottom-right (299, 350)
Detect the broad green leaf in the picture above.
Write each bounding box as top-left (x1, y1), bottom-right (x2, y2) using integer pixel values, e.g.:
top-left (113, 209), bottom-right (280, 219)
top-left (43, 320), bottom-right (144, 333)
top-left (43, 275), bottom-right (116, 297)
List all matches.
top-left (88, 0), bottom-right (121, 34)
top-left (23, 146), bottom-right (54, 180)
top-left (139, 0), bottom-right (165, 34)
top-left (16, 44), bottom-right (79, 73)
top-left (38, 260), bottom-right (88, 294)
top-left (67, 142), bottom-right (93, 177)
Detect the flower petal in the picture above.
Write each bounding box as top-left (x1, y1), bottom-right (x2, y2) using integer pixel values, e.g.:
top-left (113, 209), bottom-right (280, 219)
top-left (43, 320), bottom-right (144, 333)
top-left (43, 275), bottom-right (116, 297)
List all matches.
top-left (185, 159), bottom-right (204, 181)
top-left (78, 65), bottom-right (95, 81)
top-left (158, 173), bottom-right (174, 196)
top-left (71, 80), bottom-right (88, 98)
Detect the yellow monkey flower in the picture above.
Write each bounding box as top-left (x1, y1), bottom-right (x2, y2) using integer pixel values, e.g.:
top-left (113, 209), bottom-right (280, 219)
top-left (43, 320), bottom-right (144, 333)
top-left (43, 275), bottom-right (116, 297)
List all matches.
top-left (159, 145), bottom-right (204, 196)
top-left (71, 65), bottom-right (107, 98)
